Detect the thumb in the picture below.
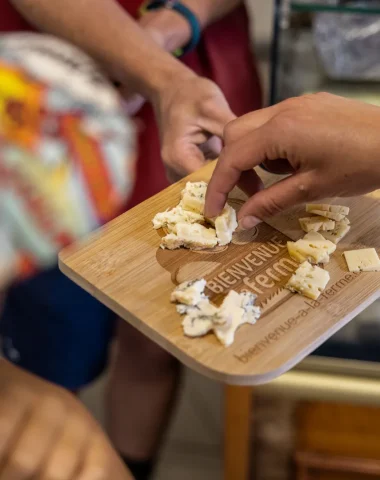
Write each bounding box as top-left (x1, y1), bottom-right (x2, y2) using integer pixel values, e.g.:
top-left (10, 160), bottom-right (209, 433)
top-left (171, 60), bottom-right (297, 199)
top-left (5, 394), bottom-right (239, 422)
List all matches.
top-left (237, 171), bottom-right (316, 230)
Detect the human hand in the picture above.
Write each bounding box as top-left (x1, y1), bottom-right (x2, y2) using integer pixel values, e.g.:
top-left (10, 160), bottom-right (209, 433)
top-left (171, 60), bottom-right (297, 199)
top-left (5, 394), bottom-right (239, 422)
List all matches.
top-left (153, 74), bottom-right (235, 183)
top-left (205, 93), bottom-right (380, 229)
top-left (0, 359), bottom-right (133, 480)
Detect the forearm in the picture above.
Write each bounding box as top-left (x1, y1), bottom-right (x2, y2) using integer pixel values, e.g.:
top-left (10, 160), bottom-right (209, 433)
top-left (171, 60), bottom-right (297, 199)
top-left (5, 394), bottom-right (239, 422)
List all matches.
top-left (10, 0), bottom-right (194, 100)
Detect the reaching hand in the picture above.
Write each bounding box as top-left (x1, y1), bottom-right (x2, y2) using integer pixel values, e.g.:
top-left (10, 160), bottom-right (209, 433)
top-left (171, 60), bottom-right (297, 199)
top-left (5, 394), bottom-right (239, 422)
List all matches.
top-left (153, 74), bottom-right (235, 183)
top-left (205, 93), bottom-right (380, 229)
top-left (0, 360), bottom-right (133, 480)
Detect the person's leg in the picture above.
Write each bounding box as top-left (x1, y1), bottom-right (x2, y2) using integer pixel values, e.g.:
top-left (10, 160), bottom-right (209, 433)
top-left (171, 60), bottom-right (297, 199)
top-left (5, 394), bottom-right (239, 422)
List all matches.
top-left (106, 319), bottom-right (181, 479)
top-left (0, 267), bottom-right (115, 392)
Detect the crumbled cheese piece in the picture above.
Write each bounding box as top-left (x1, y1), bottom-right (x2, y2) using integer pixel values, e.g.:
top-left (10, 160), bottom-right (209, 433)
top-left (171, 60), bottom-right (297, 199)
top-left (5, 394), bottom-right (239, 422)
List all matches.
top-left (180, 181), bottom-right (208, 214)
top-left (207, 204), bottom-right (238, 246)
top-left (286, 261), bottom-right (330, 300)
top-left (171, 279), bottom-right (207, 306)
top-left (306, 204), bottom-right (350, 216)
top-left (152, 206), bottom-right (204, 230)
top-left (161, 223), bottom-right (218, 250)
top-left (182, 300), bottom-right (221, 338)
top-left (343, 248), bottom-right (380, 273)
top-left (213, 290), bottom-right (261, 347)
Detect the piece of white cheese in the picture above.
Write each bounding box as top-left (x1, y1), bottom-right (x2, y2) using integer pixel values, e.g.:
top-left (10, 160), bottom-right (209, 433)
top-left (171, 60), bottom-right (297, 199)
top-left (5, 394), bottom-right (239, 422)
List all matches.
top-left (343, 248), bottom-right (380, 272)
top-left (299, 216), bottom-right (335, 233)
top-left (287, 231), bottom-right (336, 264)
top-left (182, 300), bottom-right (221, 338)
top-left (207, 204), bottom-right (238, 246)
top-left (309, 209), bottom-right (346, 222)
top-left (286, 261), bottom-right (330, 300)
top-left (180, 181), bottom-right (208, 214)
top-left (152, 206), bottom-right (204, 230)
top-left (322, 221), bottom-right (351, 245)
top-left (306, 203), bottom-right (350, 216)
top-left (161, 223), bottom-right (218, 250)
top-left (171, 279), bottom-right (207, 306)
top-left (213, 290), bottom-right (261, 347)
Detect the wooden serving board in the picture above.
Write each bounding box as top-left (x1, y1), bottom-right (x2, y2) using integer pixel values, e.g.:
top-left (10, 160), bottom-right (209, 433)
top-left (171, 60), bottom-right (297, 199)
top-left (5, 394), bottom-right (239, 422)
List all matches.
top-left (59, 163), bottom-right (380, 385)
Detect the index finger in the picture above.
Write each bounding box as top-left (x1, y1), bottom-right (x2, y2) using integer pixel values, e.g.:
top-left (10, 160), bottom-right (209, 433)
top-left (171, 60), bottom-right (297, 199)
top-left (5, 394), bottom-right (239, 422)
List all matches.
top-left (205, 125), bottom-right (272, 218)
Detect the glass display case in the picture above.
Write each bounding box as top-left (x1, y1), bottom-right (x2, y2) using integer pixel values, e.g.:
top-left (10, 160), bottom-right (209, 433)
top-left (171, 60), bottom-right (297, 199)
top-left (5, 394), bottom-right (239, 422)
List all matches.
top-left (270, 0), bottom-right (380, 105)
top-left (270, 0), bottom-right (380, 383)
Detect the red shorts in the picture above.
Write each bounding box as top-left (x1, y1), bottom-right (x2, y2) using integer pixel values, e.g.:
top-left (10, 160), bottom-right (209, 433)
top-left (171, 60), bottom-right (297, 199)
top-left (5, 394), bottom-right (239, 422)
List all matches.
top-left (0, 0), bottom-right (262, 209)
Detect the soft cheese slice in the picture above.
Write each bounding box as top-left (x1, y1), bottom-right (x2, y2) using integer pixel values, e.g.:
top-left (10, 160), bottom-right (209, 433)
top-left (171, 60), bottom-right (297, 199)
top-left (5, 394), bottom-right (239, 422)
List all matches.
top-left (182, 300), bottom-right (221, 338)
top-left (207, 204), bottom-right (238, 246)
top-left (180, 181), bottom-right (208, 214)
top-left (286, 261), bottom-right (330, 300)
top-left (299, 216), bottom-right (335, 233)
top-left (171, 279), bottom-right (207, 306)
top-left (322, 221), bottom-right (351, 245)
top-left (213, 291), bottom-right (261, 347)
top-left (152, 206), bottom-right (204, 230)
top-left (309, 209), bottom-right (345, 222)
top-left (343, 248), bottom-right (380, 272)
top-left (287, 231), bottom-right (336, 264)
top-left (306, 203), bottom-right (350, 216)
top-left (161, 223), bottom-right (218, 250)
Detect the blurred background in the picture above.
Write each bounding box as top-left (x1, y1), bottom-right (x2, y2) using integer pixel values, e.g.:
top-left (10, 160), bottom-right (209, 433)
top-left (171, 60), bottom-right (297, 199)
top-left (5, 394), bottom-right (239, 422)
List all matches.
top-left (78, 2), bottom-right (380, 479)
top-left (4, 1), bottom-right (380, 479)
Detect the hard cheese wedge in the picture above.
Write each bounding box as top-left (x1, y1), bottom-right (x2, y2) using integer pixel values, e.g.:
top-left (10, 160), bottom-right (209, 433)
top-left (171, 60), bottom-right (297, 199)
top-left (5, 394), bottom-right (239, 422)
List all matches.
top-left (322, 221), bottom-right (351, 245)
top-left (343, 248), bottom-right (380, 272)
top-left (287, 231), bottom-right (336, 264)
top-left (306, 204), bottom-right (350, 216)
top-left (299, 216), bottom-right (335, 233)
top-left (309, 209), bottom-right (346, 222)
top-left (286, 261), bottom-right (330, 300)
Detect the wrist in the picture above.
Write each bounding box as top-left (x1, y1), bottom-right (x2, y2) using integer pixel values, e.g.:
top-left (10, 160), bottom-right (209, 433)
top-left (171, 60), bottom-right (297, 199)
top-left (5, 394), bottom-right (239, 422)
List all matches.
top-left (141, 9), bottom-right (192, 52)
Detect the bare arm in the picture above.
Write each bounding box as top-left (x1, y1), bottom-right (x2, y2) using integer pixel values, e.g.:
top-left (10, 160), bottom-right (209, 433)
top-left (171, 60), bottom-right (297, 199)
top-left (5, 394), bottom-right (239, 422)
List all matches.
top-left (9, 0), bottom-right (195, 100)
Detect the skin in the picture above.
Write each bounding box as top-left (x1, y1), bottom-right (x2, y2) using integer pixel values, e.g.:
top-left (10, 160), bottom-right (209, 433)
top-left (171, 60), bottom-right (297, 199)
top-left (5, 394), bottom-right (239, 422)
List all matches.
top-left (8, 0), bottom-right (242, 465)
top-left (10, 0), bottom-right (238, 183)
top-left (205, 93), bottom-right (380, 229)
top-left (0, 359), bottom-right (133, 480)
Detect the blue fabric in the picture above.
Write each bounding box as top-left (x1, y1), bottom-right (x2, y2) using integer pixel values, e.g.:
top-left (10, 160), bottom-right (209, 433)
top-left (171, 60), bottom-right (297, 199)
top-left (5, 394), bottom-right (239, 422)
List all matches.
top-left (0, 267), bottom-right (115, 390)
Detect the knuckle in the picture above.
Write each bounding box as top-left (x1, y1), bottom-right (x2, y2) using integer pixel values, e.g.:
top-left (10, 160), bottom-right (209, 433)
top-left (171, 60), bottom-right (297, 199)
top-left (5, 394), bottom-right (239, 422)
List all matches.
top-left (10, 452), bottom-right (35, 476)
top-left (223, 120), bottom-right (238, 144)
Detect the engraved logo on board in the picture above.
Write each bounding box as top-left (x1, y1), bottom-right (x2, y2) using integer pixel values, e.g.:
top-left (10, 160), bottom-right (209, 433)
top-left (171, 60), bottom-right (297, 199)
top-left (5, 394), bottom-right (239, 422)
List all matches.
top-left (156, 198), bottom-right (298, 315)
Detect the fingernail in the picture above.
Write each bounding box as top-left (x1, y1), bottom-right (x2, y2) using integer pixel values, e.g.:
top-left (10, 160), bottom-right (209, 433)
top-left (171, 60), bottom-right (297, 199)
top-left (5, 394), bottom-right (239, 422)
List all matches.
top-left (238, 216), bottom-right (262, 231)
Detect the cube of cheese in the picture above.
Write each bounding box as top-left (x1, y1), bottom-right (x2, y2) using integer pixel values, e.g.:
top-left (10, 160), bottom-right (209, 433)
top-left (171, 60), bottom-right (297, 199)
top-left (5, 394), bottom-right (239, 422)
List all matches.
top-left (306, 203), bottom-right (350, 216)
top-left (343, 248), bottom-right (380, 272)
top-left (207, 204), bottom-right (238, 246)
top-left (322, 221), bottom-right (351, 245)
top-left (287, 231), bottom-right (336, 264)
top-left (180, 181), bottom-right (208, 214)
top-left (286, 261), bottom-right (330, 300)
top-left (299, 216), bottom-right (335, 233)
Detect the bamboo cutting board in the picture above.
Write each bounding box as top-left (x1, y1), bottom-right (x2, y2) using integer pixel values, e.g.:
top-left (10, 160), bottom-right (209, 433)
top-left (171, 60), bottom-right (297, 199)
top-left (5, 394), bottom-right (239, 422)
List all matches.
top-left (59, 163), bottom-right (380, 385)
